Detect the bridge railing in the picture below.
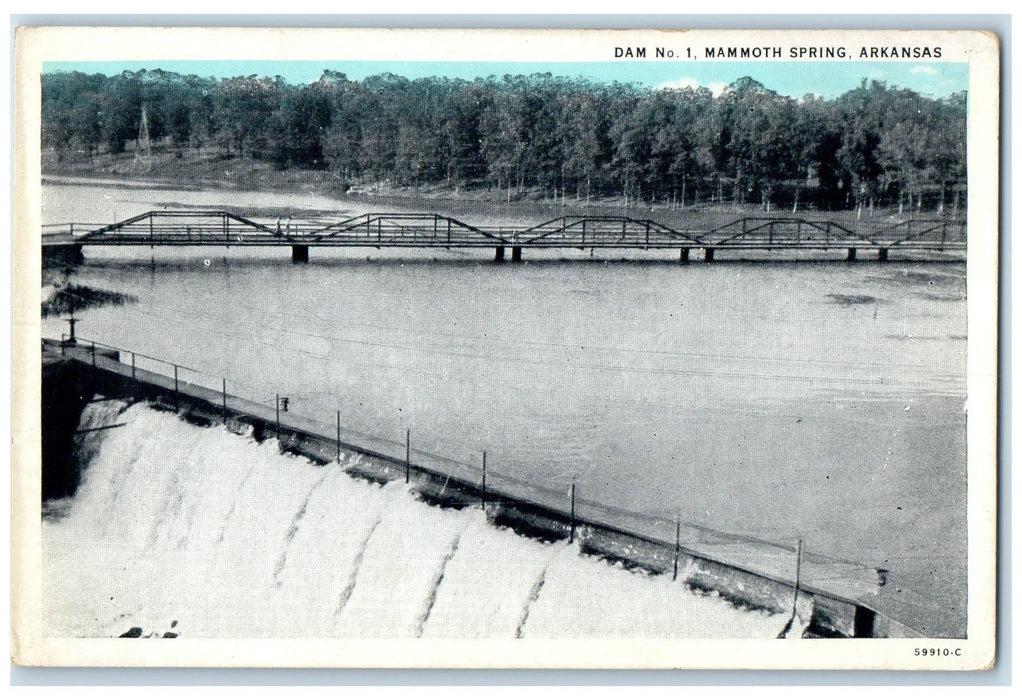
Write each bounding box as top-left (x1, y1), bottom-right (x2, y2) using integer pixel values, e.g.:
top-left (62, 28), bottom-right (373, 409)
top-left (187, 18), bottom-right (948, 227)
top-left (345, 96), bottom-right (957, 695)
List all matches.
top-left (56, 332), bottom-right (885, 609)
top-left (42, 222), bottom-right (109, 240)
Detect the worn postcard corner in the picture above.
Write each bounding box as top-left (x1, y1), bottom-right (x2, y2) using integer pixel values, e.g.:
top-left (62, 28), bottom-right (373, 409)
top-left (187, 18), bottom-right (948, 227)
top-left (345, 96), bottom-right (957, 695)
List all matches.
top-left (11, 25), bottom-right (1000, 670)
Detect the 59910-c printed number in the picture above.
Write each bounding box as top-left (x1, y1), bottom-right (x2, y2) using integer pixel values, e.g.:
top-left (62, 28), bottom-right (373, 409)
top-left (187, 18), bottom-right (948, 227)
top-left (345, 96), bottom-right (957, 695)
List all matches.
top-left (915, 648), bottom-right (963, 657)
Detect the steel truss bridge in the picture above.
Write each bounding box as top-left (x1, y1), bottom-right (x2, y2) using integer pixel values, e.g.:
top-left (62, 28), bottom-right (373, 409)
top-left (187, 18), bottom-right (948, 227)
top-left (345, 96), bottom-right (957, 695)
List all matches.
top-left (42, 210), bottom-right (967, 263)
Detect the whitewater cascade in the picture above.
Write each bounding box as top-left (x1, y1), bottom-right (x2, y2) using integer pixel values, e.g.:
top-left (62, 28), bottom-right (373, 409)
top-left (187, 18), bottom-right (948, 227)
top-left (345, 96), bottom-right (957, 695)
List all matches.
top-left (43, 402), bottom-right (788, 639)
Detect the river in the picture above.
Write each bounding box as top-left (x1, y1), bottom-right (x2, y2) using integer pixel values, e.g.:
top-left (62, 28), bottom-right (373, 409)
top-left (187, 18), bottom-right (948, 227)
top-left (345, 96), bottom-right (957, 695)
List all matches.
top-left (40, 180), bottom-right (968, 637)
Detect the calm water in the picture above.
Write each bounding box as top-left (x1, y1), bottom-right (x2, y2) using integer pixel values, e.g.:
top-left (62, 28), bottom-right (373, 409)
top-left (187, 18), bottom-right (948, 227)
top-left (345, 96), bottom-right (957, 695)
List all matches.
top-left (41, 182), bottom-right (968, 634)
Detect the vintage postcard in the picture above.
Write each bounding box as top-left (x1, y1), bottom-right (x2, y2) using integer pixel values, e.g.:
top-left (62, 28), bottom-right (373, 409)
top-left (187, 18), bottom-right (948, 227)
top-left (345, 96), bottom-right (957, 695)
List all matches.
top-left (11, 26), bottom-right (999, 669)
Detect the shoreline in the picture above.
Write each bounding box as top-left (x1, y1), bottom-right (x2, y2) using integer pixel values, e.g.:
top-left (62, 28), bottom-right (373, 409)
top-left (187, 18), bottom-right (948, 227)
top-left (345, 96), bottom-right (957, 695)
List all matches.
top-left (42, 168), bottom-right (967, 234)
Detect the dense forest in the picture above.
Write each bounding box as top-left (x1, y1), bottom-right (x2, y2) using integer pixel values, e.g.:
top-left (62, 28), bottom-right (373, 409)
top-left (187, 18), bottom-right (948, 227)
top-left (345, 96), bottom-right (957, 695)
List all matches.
top-left (41, 69), bottom-right (967, 214)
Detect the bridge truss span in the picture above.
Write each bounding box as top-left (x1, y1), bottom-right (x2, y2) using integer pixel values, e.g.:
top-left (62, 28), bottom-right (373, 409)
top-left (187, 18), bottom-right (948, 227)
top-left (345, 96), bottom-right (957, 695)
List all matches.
top-left (515, 215), bottom-right (704, 248)
top-left (307, 212), bottom-right (512, 247)
top-left (706, 217), bottom-right (877, 248)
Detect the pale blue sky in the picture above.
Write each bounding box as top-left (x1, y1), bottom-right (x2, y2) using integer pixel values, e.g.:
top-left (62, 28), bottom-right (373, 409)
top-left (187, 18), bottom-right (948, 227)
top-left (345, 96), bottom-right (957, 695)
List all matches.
top-left (44, 60), bottom-right (968, 100)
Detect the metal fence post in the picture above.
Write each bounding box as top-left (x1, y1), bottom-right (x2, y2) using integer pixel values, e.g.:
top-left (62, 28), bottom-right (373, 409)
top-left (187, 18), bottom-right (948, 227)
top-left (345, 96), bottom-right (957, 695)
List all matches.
top-left (91, 341), bottom-right (96, 366)
top-left (481, 450), bottom-right (487, 509)
top-left (173, 365), bottom-right (179, 409)
top-left (276, 393), bottom-right (281, 439)
top-left (569, 479), bottom-right (576, 544)
top-left (673, 518), bottom-right (681, 581)
top-left (336, 410), bottom-right (341, 462)
top-left (222, 378), bottom-right (228, 423)
top-left (792, 538), bottom-right (804, 618)
top-left (131, 352), bottom-right (136, 379)
top-left (405, 428), bottom-right (411, 483)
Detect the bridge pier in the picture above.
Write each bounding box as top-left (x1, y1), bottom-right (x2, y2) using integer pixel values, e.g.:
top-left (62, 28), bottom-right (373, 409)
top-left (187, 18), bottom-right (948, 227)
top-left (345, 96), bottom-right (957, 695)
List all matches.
top-left (679, 248), bottom-right (690, 263)
top-left (42, 243), bottom-right (83, 267)
top-left (291, 245), bottom-right (309, 263)
top-left (853, 605), bottom-right (877, 638)
top-left (494, 246), bottom-right (505, 263)
top-left (704, 247), bottom-right (715, 262)
top-left (877, 248), bottom-right (888, 262)
top-left (847, 247), bottom-right (857, 261)
top-left (511, 246), bottom-right (523, 262)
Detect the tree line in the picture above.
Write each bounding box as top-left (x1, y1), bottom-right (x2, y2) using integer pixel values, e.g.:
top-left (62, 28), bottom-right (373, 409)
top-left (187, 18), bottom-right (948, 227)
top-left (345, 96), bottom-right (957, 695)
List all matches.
top-left (41, 68), bottom-right (967, 214)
